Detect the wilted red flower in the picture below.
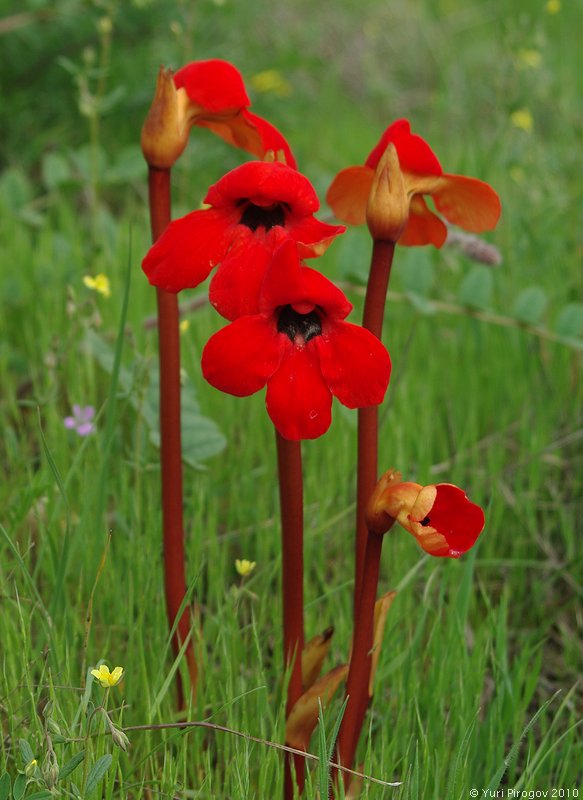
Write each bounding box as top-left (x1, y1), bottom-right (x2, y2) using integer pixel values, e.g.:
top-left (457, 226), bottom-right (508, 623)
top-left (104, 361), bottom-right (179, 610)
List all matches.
top-left (201, 239), bottom-right (391, 440)
top-left (326, 119), bottom-right (501, 247)
top-left (366, 471), bottom-right (485, 557)
top-left (142, 161), bottom-right (345, 320)
top-left (141, 59), bottom-right (296, 169)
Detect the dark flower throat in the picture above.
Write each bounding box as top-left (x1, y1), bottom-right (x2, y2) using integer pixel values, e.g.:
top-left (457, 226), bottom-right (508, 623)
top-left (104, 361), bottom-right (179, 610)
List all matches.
top-left (277, 305), bottom-right (322, 344)
top-left (239, 201), bottom-right (286, 231)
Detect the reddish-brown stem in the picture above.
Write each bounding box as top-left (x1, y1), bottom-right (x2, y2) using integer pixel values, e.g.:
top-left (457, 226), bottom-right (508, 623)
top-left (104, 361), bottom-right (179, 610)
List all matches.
top-left (148, 166), bottom-right (198, 709)
top-left (337, 529), bottom-right (383, 779)
top-left (354, 240), bottom-right (395, 622)
top-left (275, 431), bottom-right (305, 799)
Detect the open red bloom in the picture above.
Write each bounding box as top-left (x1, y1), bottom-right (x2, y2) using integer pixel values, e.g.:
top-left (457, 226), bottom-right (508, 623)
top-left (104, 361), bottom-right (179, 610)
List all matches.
top-left (142, 161), bottom-right (345, 320)
top-left (326, 119), bottom-right (501, 247)
top-left (201, 239), bottom-right (391, 440)
top-left (173, 60), bottom-right (297, 167)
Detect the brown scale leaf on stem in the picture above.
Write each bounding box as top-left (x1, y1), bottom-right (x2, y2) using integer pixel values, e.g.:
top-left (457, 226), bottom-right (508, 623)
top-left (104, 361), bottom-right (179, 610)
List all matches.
top-left (285, 664), bottom-right (349, 751)
top-left (301, 626), bottom-right (334, 690)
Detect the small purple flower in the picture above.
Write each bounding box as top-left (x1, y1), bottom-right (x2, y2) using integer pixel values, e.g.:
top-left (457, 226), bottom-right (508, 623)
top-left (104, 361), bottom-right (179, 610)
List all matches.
top-left (64, 405), bottom-right (95, 437)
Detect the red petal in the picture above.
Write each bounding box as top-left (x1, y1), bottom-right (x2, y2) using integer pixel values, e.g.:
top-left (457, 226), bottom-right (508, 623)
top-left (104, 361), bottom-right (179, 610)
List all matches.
top-left (316, 321), bottom-right (391, 408)
top-left (209, 229), bottom-right (275, 320)
top-left (410, 484), bottom-right (485, 557)
top-left (142, 207), bottom-right (237, 292)
top-left (259, 237), bottom-right (310, 312)
top-left (398, 195), bottom-right (448, 248)
top-left (300, 268), bottom-right (353, 319)
top-left (242, 110), bottom-right (298, 169)
top-left (286, 215), bottom-right (346, 258)
top-left (431, 484), bottom-right (485, 554)
top-left (366, 119), bottom-right (442, 176)
top-left (266, 345), bottom-right (332, 440)
top-left (259, 240), bottom-right (352, 320)
top-left (195, 112), bottom-right (264, 156)
top-left (201, 315), bottom-right (282, 396)
top-left (173, 59), bottom-right (250, 111)
top-left (205, 161), bottom-right (319, 216)
top-left (326, 166), bottom-right (373, 225)
top-left (432, 174), bottom-right (502, 233)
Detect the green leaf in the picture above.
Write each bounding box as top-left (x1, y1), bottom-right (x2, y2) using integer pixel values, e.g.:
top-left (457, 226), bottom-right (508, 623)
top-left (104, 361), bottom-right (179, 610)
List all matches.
top-left (403, 251), bottom-right (435, 296)
top-left (85, 331), bottom-right (226, 470)
top-left (405, 291), bottom-right (436, 315)
top-left (103, 145), bottom-right (145, 185)
top-left (95, 85), bottom-right (126, 115)
top-left (83, 329), bottom-right (134, 396)
top-left (27, 793), bottom-right (53, 799)
top-left (0, 773), bottom-right (11, 800)
top-left (70, 145), bottom-right (107, 183)
top-left (58, 751), bottom-right (85, 781)
top-left (18, 739), bottom-right (35, 765)
top-left (12, 773), bottom-right (26, 800)
top-left (555, 303), bottom-right (583, 338)
top-left (457, 265), bottom-right (494, 310)
top-left (41, 152), bottom-right (72, 190)
top-left (337, 228), bottom-right (371, 284)
top-left (147, 372), bottom-right (226, 469)
top-left (84, 754), bottom-right (112, 795)
top-left (511, 286), bottom-right (547, 326)
top-left (0, 168), bottom-right (34, 212)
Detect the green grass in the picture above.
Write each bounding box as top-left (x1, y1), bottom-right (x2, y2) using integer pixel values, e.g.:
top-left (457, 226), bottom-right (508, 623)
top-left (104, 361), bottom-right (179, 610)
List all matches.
top-left (1, 0), bottom-right (582, 797)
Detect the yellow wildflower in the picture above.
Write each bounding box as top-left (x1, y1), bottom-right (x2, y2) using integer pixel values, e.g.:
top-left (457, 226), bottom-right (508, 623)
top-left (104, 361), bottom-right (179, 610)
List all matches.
top-left (179, 319), bottom-right (190, 334)
top-left (546, 0), bottom-right (560, 13)
top-left (83, 273), bottom-right (111, 298)
top-left (235, 558), bottom-right (256, 577)
top-left (250, 69), bottom-right (293, 98)
top-left (516, 48), bottom-right (542, 69)
top-left (91, 664), bottom-right (124, 687)
top-left (511, 109), bottom-right (534, 133)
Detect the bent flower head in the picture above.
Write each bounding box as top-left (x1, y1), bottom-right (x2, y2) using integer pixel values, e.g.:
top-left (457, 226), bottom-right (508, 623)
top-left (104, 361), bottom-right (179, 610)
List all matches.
top-left (201, 239), bottom-right (391, 440)
top-left (326, 118), bottom-right (501, 248)
top-left (142, 160), bottom-right (345, 320)
top-left (141, 59), bottom-right (296, 168)
top-left (367, 471), bottom-right (485, 557)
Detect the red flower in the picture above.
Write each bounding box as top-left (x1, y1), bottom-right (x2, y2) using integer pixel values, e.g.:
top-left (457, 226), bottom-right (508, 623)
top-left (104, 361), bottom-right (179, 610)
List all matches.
top-left (404, 483), bottom-right (485, 557)
top-left (174, 60), bottom-right (297, 168)
top-left (141, 59), bottom-right (296, 169)
top-left (142, 161), bottom-right (345, 320)
top-left (367, 472), bottom-right (485, 557)
top-left (201, 239), bottom-right (391, 440)
top-left (326, 119), bottom-right (501, 247)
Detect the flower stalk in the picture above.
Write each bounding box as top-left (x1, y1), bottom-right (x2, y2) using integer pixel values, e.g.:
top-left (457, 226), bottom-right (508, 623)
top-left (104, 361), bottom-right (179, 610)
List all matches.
top-left (148, 165), bottom-right (198, 709)
top-left (337, 528), bottom-right (384, 779)
top-left (354, 238), bottom-right (395, 621)
top-left (275, 431), bottom-right (306, 798)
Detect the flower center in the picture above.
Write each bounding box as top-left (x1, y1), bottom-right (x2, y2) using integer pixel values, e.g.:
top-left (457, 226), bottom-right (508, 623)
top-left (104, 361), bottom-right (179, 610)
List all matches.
top-left (239, 201), bottom-right (286, 231)
top-left (277, 305), bottom-right (322, 345)
top-left (420, 516), bottom-right (431, 527)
